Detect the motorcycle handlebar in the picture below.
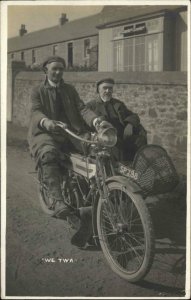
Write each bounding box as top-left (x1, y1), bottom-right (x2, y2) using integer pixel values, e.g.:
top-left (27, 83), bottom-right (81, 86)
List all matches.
top-left (55, 121), bottom-right (98, 144)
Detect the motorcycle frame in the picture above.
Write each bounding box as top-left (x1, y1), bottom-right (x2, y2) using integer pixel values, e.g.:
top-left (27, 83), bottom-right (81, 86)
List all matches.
top-left (61, 143), bottom-right (141, 244)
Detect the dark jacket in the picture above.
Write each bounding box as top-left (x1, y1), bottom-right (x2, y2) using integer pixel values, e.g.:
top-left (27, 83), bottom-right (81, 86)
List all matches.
top-left (28, 78), bottom-right (97, 158)
top-left (86, 96), bottom-right (147, 160)
top-left (86, 96), bottom-right (142, 138)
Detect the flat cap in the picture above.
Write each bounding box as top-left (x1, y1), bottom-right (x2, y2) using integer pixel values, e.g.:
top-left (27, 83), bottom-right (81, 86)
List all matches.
top-left (96, 78), bottom-right (115, 92)
top-left (42, 56), bottom-right (66, 68)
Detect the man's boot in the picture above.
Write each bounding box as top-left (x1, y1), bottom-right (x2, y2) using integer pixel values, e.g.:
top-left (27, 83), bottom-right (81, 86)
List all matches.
top-left (71, 206), bottom-right (93, 248)
top-left (40, 152), bottom-right (71, 217)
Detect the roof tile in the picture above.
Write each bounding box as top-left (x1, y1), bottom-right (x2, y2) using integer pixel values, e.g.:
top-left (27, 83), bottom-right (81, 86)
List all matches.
top-left (8, 13), bottom-right (99, 52)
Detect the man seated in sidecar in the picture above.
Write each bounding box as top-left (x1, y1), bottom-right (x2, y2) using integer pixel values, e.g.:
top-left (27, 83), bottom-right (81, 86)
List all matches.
top-left (86, 78), bottom-right (147, 161)
top-left (27, 56), bottom-right (111, 218)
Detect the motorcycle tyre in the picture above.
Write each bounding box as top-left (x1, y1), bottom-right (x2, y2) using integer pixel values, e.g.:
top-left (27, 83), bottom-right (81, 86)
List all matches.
top-left (38, 183), bottom-right (57, 217)
top-left (97, 181), bottom-right (155, 283)
top-left (38, 178), bottom-right (81, 226)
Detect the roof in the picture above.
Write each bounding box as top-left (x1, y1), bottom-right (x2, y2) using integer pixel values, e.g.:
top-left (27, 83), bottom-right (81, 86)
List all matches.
top-left (97, 5), bottom-right (187, 28)
top-left (8, 5), bottom-right (187, 52)
top-left (8, 13), bottom-right (99, 52)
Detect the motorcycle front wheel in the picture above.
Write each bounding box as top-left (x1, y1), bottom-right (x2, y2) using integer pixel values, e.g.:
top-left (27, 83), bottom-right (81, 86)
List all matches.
top-left (97, 181), bottom-right (155, 283)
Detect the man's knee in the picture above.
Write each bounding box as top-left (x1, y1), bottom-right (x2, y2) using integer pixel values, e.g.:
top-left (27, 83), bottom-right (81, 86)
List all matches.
top-left (40, 150), bottom-right (60, 165)
top-left (39, 151), bottom-right (62, 183)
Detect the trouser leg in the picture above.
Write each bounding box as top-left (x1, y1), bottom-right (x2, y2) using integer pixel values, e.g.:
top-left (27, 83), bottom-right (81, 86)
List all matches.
top-left (123, 136), bottom-right (137, 161)
top-left (40, 151), bottom-right (63, 201)
top-left (123, 135), bottom-right (147, 161)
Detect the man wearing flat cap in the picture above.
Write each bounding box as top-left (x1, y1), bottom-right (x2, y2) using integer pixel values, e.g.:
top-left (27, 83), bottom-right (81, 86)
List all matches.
top-left (28, 56), bottom-right (106, 217)
top-left (87, 78), bottom-right (147, 161)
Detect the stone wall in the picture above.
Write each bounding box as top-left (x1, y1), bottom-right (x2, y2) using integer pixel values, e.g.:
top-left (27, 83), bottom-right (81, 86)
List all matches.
top-left (11, 70), bottom-right (187, 174)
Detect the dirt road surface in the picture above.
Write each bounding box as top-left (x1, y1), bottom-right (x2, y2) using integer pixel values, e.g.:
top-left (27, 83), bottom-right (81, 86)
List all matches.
top-left (5, 128), bottom-right (187, 298)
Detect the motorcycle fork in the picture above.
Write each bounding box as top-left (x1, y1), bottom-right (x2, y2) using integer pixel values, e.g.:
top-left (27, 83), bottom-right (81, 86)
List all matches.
top-left (95, 156), bottom-right (119, 230)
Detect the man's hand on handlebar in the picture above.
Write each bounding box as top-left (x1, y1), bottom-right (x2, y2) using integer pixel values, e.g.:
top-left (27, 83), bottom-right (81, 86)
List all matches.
top-left (94, 118), bottom-right (113, 132)
top-left (42, 119), bottom-right (68, 134)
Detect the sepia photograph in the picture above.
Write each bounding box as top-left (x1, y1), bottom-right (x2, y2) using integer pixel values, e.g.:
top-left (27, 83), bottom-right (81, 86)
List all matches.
top-left (1, 0), bottom-right (190, 298)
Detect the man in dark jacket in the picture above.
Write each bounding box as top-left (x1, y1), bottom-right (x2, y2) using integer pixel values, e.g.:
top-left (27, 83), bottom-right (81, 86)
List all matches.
top-left (28, 56), bottom-right (104, 217)
top-left (86, 78), bottom-right (147, 161)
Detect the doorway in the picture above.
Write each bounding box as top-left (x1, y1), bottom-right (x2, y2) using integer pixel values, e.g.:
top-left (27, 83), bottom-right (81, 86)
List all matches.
top-left (68, 43), bottom-right (73, 68)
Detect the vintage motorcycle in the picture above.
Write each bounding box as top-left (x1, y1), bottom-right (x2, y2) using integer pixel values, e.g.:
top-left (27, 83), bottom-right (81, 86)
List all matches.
top-left (37, 121), bottom-right (179, 283)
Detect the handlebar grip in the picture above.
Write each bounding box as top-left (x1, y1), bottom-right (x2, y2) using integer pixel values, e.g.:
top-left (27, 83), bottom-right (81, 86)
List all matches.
top-left (56, 121), bottom-right (68, 130)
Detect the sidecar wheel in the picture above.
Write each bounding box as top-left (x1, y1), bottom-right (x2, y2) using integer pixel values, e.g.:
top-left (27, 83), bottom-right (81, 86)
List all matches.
top-left (97, 181), bottom-right (155, 283)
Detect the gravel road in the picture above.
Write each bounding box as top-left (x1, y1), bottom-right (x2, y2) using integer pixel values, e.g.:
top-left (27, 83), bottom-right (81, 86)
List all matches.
top-left (5, 138), bottom-right (187, 298)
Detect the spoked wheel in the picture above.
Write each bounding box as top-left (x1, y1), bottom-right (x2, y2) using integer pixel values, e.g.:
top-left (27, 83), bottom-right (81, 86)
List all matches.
top-left (37, 167), bottom-right (65, 216)
top-left (38, 174), bottom-right (57, 216)
top-left (97, 181), bottom-right (155, 282)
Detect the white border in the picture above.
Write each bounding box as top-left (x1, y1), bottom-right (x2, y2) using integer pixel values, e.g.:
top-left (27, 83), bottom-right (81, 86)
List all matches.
top-left (1, 0), bottom-right (191, 299)
top-left (1, 1), bottom-right (7, 300)
top-left (186, 1), bottom-right (191, 299)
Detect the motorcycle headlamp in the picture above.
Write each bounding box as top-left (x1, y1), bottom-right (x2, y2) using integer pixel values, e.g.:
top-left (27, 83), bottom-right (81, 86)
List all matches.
top-left (97, 126), bottom-right (117, 147)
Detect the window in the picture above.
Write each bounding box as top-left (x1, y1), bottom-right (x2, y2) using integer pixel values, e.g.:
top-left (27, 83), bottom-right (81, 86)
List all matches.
top-left (134, 36), bottom-right (146, 71)
top-left (53, 45), bottom-right (58, 56)
top-left (11, 53), bottom-right (14, 59)
top-left (32, 49), bottom-right (36, 63)
top-left (114, 34), bottom-right (160, 71)
top-left (146, 35), bottom-right (159, 71)
top-left (114, 40), bottom-right (124, 71)
top-left (84, 39), bottom-right (90, 57)
top-left (112, 19), bottom-right (163, 71)
top-left (123, 39), bottom-right (134, 71)
top-left (123, 23), bottom-right (146, 37)
top-left (21, 51), bottom-right (24, 61)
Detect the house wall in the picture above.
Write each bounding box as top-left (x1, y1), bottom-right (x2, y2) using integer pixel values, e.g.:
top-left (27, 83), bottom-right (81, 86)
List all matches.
top-left (175, 11), bottom-right (187, 71)
top-left (72, 35), bottom-right (98, 68)
top-left (8, 35), bottom-right (98, 69)
top-left (163, 15), bottom-right (175, 70)
top-left (98, 28), bottom-right (113, 71)
top-left (98, 11), bottom-right (187, 72)
top-left (10, 70), bottom-right (187, 174)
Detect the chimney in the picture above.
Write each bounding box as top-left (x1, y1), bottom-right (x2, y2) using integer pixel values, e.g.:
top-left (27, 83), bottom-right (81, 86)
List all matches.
top-left (59, 13), bottom-right (68, 26)
top-left (19, 24), bottom-right (27, 36)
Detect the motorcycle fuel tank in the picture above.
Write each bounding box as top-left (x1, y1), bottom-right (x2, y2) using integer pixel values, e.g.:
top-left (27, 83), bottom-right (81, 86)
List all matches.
top-left (68, 153), bottom-right (97, 179)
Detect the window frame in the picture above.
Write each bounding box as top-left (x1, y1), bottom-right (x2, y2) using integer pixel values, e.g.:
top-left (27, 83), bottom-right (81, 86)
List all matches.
top-left (84, 38), bottom-right (90, 58)
top-left (53, 44), bottom-right (58, 56)
top-left (21, 51), bottom-right (24, 61)
top-left (32, 49), bottom-right (36, 64)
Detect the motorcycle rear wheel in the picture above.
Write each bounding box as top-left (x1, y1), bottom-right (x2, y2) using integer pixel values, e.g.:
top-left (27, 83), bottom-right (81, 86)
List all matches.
top-left (38, 182), bottom-right (57, 216)
top-left (38, 169), bottom-right (81, 226)
top-left (97, 181), bottom-right (155, 283)
top-left (37, 168), bottom-right (61, 216)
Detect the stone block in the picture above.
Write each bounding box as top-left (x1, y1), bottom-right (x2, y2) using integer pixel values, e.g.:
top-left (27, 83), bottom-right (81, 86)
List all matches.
top-left (149, 108), bottom-right (158, 118)
top-left (152, 135), bottom-right (162, 145)
top-left (176, 136), bottom-right (187, 152)
top-left (9, 70), bottom-right (187, 175)
top-left (166, 133), bottom-right (176, 143)
top-left (176, 111), bottom-right (187, 120)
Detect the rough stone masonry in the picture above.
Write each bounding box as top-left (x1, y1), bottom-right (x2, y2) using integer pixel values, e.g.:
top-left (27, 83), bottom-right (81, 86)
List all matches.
top-left (10, 70), bottom-right (187, 175)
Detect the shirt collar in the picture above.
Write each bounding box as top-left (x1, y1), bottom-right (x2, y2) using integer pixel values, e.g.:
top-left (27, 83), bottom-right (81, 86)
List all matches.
top-left (48, 79), bottom-right (60, 88)
top-left (98, 95), bottom-right (111, 103)
top-left (100, 96), bottom-right (110, 103)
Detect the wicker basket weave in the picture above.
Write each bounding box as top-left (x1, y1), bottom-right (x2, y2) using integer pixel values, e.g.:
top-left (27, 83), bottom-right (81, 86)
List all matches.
top-left (132, 145), bottom-right (179, 195)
